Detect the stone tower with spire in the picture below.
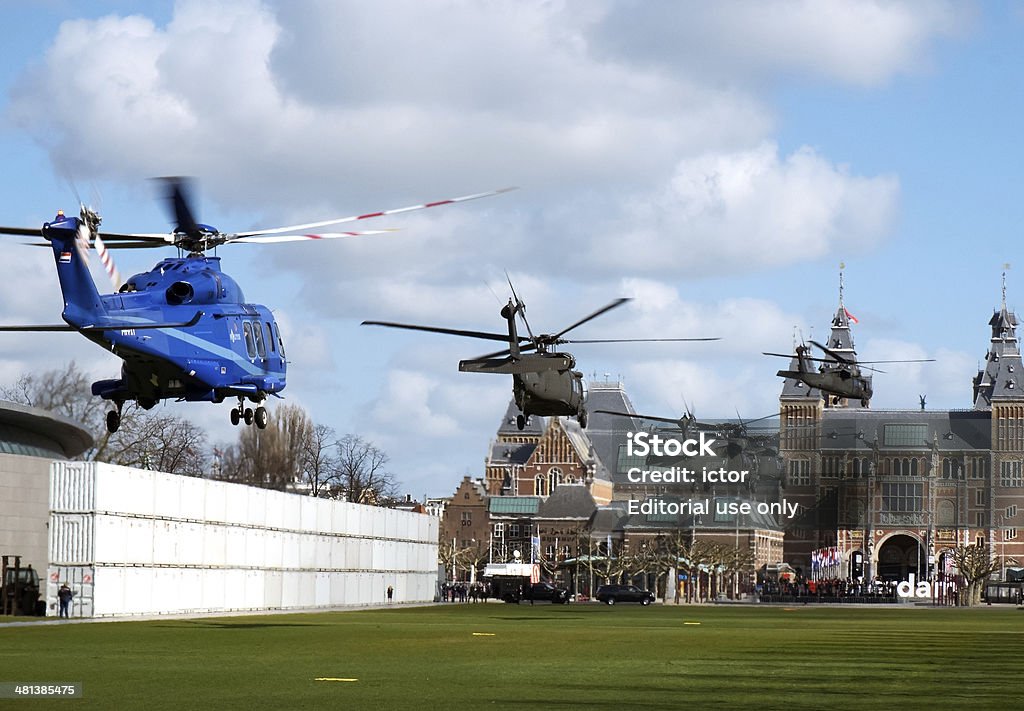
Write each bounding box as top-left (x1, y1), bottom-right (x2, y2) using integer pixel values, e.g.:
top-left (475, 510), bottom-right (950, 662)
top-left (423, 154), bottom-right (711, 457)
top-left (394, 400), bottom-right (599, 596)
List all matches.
top-left (819, 266), bottom-right (870, 410)
top-left (974, 271), bottom-right (1024, 545)
top-left (973, 269), bottom-right (1024, 410)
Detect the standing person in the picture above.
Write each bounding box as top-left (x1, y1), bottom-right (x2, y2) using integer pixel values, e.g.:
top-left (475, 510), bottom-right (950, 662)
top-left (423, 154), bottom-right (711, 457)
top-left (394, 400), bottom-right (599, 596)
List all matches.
top-left (387, 585), bottom-right (394, 604)
top-left (57, 582), bottom-right (74, 619)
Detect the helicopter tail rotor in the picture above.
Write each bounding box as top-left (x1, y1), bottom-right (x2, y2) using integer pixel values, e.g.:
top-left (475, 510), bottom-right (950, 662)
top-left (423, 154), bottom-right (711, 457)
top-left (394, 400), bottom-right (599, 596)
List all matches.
top-left (504, 271), bottom-right (536, 343)
top-left (75, 203), bottom-right (122, 291)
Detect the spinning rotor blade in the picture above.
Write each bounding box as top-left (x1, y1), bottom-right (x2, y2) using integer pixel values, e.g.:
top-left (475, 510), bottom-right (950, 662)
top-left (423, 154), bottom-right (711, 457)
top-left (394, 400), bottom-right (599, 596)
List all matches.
top-left (230, 187), bottom-right (517, 239)
top-left (470, 341), bottom-right (539, 360)
top-left (737, 412), bottom-right (779, 427)
top-left (562, 337), bottom-right (720, 343)
top-left (361, 320), bottom-right (523, 343)
top-left (855, 358), bottom-right (936, 365)
top-left (0, 226), bottom-right (43, 237)
top-left (594, 409), bottom-right (686, 426)
top-left (230, 229), bottom-right (397, 244)
top-left (548, 298), bottom-right (631, 341)
top-left (3, 184), bottom-right (515, 254)
top-left (504, 271), bottom-right (536, 341)
top-left (159, 176), bottom-right (205, 239)
top-left (809, 339), bottom-right (854, 364)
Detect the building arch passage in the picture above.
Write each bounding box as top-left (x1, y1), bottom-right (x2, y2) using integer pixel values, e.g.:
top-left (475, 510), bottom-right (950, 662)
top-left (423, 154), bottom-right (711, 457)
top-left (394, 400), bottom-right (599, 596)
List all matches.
top-left (876, 533), bottom-right (925, 581)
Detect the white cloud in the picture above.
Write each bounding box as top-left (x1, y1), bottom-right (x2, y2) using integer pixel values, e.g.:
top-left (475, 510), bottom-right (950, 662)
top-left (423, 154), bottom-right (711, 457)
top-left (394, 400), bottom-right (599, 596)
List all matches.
top-left (369, 369), bottom-right (461, 437)
top-left (861, 339), bottom-right (974, 409)
top-left (584, 143), bottom-right (899, 276)
top-left (592, 0), bottom-right (970, 87)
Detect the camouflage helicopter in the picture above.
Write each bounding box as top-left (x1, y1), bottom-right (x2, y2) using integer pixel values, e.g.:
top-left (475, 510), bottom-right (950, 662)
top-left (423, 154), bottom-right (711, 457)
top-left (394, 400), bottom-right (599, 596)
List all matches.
top-left (596, 404), bottom-right (778, 459)
top-left (364, 290), bottom-right (717, 430)
top-left (764, 340), bottom-right (933, 407)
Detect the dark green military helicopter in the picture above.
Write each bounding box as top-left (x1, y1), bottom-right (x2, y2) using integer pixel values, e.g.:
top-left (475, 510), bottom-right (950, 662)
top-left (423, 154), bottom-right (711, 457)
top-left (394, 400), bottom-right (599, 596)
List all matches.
top-left (364, 290), bottom-right (717, 430)
top-left (764, 340), bottom-right (933, 407)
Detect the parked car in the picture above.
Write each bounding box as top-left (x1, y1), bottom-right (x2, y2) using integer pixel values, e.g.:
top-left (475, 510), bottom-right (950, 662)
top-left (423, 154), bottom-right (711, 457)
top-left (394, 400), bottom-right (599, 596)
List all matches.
top-left (521, 582), bottom-right (571, 604)
top-left (595, 584), bottom-right (655, 606)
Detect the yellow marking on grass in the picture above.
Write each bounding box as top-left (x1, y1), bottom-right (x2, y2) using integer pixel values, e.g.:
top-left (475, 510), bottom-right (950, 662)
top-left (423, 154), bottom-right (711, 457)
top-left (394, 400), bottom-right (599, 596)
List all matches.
top-left (683, 621), bottom-right (701, 625)
top-left (315, 678), bottom-right (358, 682)
top-left (472, 632), bottom-right (496, 636)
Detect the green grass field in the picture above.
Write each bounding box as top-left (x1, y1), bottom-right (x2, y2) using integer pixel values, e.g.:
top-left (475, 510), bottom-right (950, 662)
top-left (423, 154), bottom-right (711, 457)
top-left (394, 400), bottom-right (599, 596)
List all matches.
top-left (2, 603), bottom-right (1022, 710)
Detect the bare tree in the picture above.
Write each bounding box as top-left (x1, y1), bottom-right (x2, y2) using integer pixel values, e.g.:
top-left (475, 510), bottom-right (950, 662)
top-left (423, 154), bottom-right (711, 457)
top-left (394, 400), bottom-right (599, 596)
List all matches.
top-left (462, 543), bottom-right (490, 582)
top-left (2, 362), bottom-right (209, 475)
top-left (300, 423), bottom-right (338, 497)
top-left (333, 434), bottom-right (397, 504)
top-left (218, 403), bottom-right (312, 490)
top-left (103, 411), bottom-right (209, 476)
top-left (952, 544), bottom-right (1000, 606)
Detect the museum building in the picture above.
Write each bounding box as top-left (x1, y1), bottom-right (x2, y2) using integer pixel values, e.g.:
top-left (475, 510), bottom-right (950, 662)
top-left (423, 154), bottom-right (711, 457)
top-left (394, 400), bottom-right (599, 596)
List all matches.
top-left (779, 289), bottom-right (1024, 583)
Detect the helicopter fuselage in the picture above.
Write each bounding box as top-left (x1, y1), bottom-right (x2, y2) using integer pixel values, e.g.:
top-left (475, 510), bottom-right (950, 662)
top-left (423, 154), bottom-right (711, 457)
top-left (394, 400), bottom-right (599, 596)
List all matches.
top-left (776, 367), bottom-right (872, 402)
top-left (44, 215), bottom-right (286, 409)
top-left (513, 358), bottom-right (585, 418)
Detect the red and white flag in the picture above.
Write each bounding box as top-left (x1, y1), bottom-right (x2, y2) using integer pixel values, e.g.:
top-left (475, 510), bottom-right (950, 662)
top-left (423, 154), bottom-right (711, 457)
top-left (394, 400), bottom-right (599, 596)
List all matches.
top-left (844, 307), bottom-right (859, 324)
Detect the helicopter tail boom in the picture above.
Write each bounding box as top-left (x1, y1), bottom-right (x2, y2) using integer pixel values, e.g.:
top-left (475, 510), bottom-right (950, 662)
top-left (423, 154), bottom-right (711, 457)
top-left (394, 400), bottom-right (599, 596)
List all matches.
top-left (42, 214), bottom-right (107, 326)
top-left (460, 354), bottom-right (572, 374)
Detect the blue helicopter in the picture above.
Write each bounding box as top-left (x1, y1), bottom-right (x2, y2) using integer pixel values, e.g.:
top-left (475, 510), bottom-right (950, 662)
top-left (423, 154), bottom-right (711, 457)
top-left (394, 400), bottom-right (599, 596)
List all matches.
top-left (0, 179), bottom-right (512, 433)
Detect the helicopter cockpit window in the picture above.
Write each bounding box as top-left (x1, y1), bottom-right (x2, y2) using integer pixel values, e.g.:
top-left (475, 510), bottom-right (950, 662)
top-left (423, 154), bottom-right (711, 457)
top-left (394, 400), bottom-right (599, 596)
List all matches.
top-left (243, 322), bottom-right (256, 359)
top-left (253, 321), bottom-right (267, 359)
top-left (273, 323), bottom-right (286, 359)
top-left (265, 322), bottom-right (275, 353)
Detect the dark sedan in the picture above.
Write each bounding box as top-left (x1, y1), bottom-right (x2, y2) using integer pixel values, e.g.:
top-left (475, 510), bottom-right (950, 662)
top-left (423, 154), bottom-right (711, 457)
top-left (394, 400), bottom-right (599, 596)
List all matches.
top-left (595, 584), bottom-right (655, 605)
top-left (522, 582), bottom-right (571, 604)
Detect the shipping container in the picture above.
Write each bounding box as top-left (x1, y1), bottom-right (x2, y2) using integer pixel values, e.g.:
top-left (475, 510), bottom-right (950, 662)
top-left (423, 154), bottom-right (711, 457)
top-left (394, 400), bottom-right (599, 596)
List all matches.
top-left (48, 461), bottom-right (439, 617)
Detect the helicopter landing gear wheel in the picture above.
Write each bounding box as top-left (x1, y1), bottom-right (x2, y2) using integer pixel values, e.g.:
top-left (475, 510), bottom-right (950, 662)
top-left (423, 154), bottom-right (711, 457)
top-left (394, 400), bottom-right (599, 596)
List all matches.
top-left (578, 409), bottom-right (588, 429)
top-left (230, 408), bottom-right (241, 426)
top-left (243, 408), bottom-right (254, 425)
top-left (106, 409), bottom-right (121, 434)
top-left (254, 406), bottom-right (269, 430)
top-left (516, 414), bottom-right (526, 431)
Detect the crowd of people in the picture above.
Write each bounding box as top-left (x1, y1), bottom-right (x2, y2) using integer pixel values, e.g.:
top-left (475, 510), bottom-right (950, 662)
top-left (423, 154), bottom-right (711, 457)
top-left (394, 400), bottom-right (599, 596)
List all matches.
top-left (439, 581), bottom-right (490, 602)
top-left (756, 576), bottom-right (960, 603)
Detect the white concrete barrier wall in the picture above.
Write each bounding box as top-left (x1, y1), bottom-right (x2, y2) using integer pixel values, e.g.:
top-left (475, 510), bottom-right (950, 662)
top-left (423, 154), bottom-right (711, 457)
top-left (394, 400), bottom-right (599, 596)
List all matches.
top-left (47, 461), bottom-right (439, 617)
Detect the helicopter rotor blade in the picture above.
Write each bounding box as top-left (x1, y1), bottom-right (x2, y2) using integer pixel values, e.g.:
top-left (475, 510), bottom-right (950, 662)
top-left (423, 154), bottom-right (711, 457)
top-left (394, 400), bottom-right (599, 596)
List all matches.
top-left (594, 409), bottom-right (687, 426)
top-left (0, 226), bottom-right (45, 237)
top-left (229, 187), bottom-right (517, 239)
top-left (561, 337), bottom-right (720, 343)
top-left (739, 412), bottom-right (779, 427)
top-left (505, 271), bottom-right (536, 342)
top-left (470, 341), bottom-right (539, 360)
top-left (158, 176), bottom-right (205, 240)
top-left (361, 320), bottom-right (526, 343)
top-left (230, 229), bottom-right (397, 244)
top-left (855, 358), bottom-right (937, 365)
top-left (809, 339), bottom-right (854, 364)
top-left (74, 203), bottom-right (122, 291)
top-left (548, 298), bottom-right (631, 342)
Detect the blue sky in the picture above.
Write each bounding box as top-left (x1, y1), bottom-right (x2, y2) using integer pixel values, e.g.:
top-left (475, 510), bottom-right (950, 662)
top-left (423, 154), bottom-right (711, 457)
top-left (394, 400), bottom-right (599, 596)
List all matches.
top-left (1, 1), bottom-right (1021, 497)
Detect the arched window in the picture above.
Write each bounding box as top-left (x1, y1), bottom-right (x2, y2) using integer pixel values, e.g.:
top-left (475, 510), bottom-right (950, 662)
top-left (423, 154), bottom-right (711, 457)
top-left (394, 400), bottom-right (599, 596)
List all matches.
top-left (535, 474), bottom-right (549, 497)
top-left (547, 467), bottom-right (563, 494)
